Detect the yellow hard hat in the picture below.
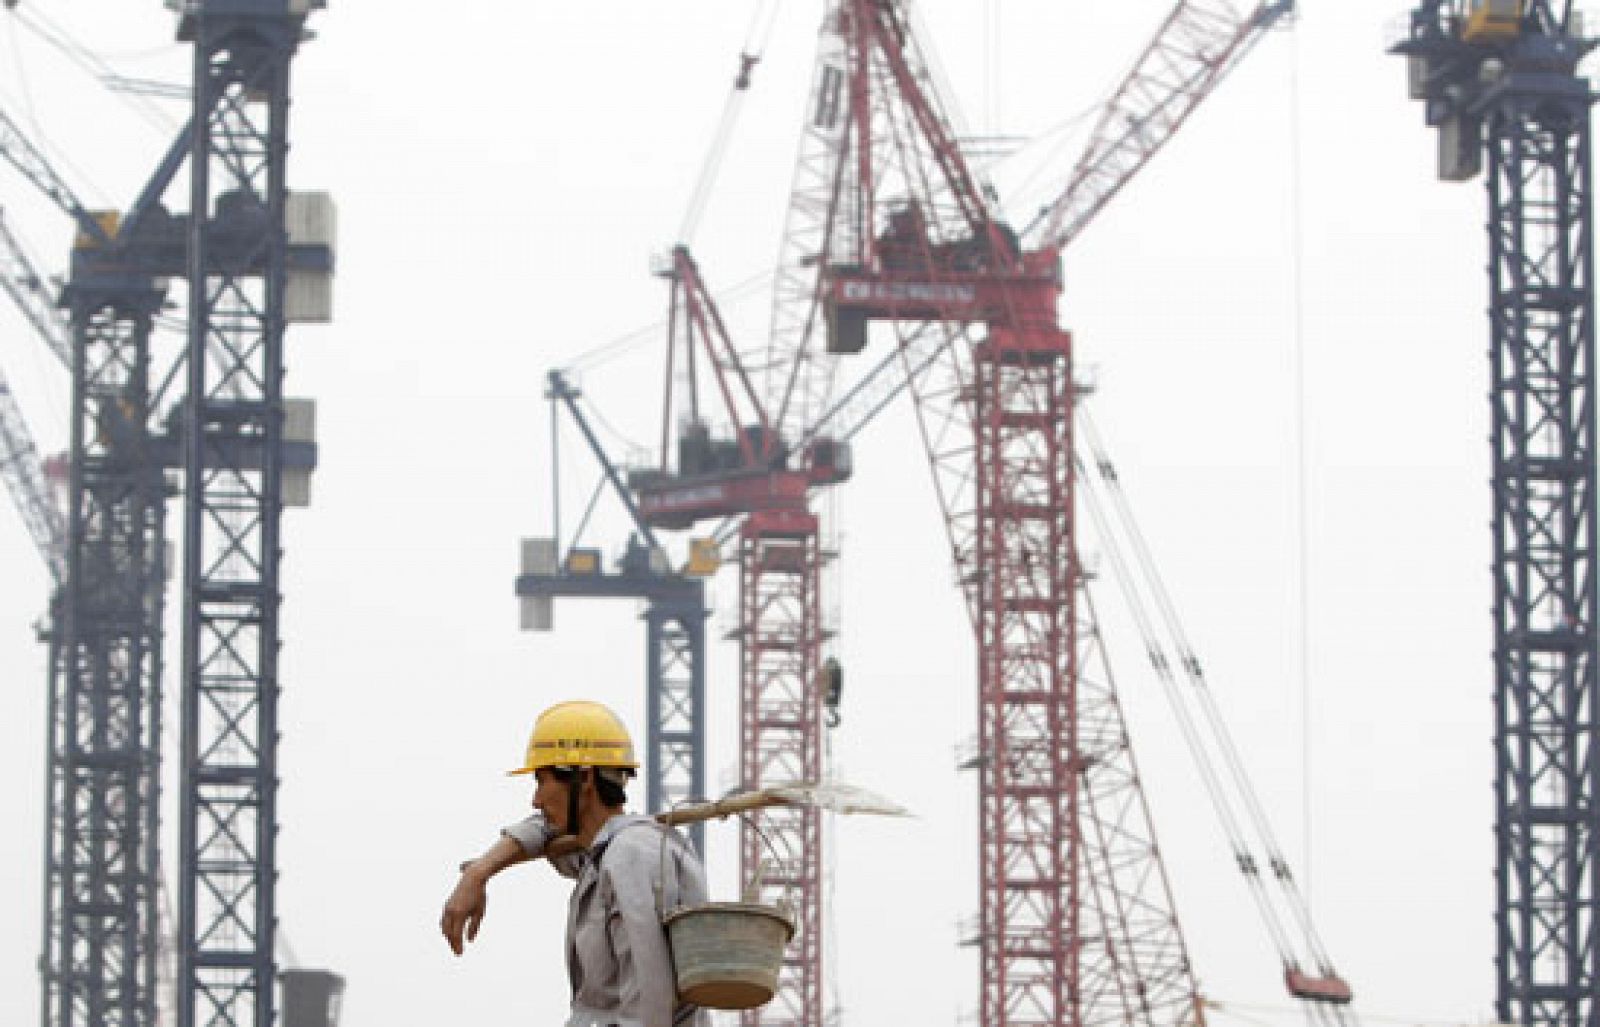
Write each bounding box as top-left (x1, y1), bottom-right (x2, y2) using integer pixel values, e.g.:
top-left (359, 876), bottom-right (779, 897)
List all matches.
top-left (508, 700), bottom-right (639, 775)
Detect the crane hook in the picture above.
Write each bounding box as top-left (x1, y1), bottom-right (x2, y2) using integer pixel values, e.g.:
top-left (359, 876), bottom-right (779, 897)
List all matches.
top-left (735, 53), bottom-right (760, 91)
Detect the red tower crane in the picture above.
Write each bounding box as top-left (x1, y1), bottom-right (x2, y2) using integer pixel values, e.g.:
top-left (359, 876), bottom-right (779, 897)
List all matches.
top-left (603, 3), bottom-right (1349, 1022)
top-left (624, 244), bottom-right (849, 1025)
top-left (742, 2), bottom-right (1348, 1024)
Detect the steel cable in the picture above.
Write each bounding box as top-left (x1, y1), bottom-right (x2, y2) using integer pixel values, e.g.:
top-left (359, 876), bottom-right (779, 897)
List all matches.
top-left (562, 268), bottom-right (771, 375)
top-left (677, 0), bottom-right (779, 245)
top-left (13, 4), bottom-right (177, 135)
top-left (1077, 405), bottom-right (1346, 982)
top-left (1076, 446), bottom-right (1303, 967)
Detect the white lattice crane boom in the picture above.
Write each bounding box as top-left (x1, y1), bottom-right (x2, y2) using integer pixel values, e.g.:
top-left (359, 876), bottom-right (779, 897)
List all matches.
top-left (0, 372), bottom-right (63, 582)
top-left (0, 211), bottom-right (71, 367)
top-left (1033, 1), bottom-right (1295, 251)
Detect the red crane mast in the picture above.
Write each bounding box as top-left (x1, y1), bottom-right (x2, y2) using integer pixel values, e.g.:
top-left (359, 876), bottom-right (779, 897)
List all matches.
top-left (628, 245), bottom-right (848, 1025)
top-left (810, 6), bottom-right (1164, 1019)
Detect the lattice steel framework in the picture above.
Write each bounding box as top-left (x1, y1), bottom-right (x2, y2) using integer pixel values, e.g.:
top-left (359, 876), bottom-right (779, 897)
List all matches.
top-left (787, 3), bottom-right (1207, 1021)
top-left (176, 4), bottom-right (310, 1025)
top-left (739, 509), bottom-right (824, 1027)
top-left (529, 369), bottom-right (713, 853)
top-left (8, 65), bottom-right (211, 1027)
top-left (645, 597), bottom-right (709, 852)
top-left (515, 562), bottom-right (709, 855)
top-left (0, 372), bottom-right (64, 582)
top-left (1485, 73), bottom-right (1600, 1026)
top-left (1073, 584), bottom-right (1203, 1026)
top-left (897, 320), bottom-right (1203, 1027)
top-left (41, 276), bottom-right (169, 1027)
top-left (1396, 5), bottom-right (1600, 1021)
top-left (765, 2), bottom-right (852, 442)
top-left (965, 330), bottom-right (1200, 1027)
top-left (972, 331), bottom-right (1080, 1024)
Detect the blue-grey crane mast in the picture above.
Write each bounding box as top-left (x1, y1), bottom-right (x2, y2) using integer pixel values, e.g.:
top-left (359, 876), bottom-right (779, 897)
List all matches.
top-left (0, 95), bottom-right (178, 1027)
top-left (53, 234), bottom-right (170, 1027)
top-left (0, 97), bottom-right (318, 1027)
top-left (516, 369), bottom-right (710, 853)
top-left (173, 2), bottom-right (331, 1026)
top-left (0, 6), bottom-right (330, 1024)
top-left (1394, 3), bottom-right (1600, 1022)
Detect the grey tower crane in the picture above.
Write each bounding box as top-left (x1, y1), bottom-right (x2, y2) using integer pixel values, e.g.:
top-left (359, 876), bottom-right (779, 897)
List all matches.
top-left (1395, 2), bottom-right (1600, 1022)
top-left (517, 370), bottom-right (710, 854)
top-left (173, 1), bottom-right (331, 1025)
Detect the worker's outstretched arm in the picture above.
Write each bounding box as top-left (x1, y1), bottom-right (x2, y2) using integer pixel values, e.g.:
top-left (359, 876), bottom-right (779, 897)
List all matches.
top-left (440, 832), bottom-right (531, 956)
top-left (441, 816), bottom-right (585, 956)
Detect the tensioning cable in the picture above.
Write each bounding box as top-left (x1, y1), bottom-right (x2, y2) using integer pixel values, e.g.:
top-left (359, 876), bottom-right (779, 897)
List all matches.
top-left (677, 0), bottom-right (781, 245)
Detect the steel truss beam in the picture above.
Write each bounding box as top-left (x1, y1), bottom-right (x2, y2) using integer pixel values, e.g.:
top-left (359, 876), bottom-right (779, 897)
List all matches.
top-left (1073, 584), bottom-right (1202, 1027)
top-left (971, 332), bottom-right (1081, 1025)
top-left (176, 6), bottom-right (307, 1026)
top-left (965, 329), bottom-right (1200, 1027)
top-left (42, 275), bottom-right (169, 1027)
top-left (908, 319), bottom-right (1200, 1026)
top-left (1485, 75), bottom-right (1600, 1025)
top-left (526, 370), bottom-right (712, 854)
top-left (764, 4), bottom-right (850, 443)
top-left (1394, 7), bottom-right (1600, 1022)
top-left (749, 0), bottom-right (1293, 1018)
top-left (740, 509), bottom-right (825, 1026)
top-left (645, 598), bottom-right (709, 855)
top-left (0, 370), bottom-right (65, 580)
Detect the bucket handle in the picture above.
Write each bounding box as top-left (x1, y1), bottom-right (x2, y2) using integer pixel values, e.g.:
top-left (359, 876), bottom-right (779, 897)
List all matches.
top-left (655, 797), bottom-right (794, 920)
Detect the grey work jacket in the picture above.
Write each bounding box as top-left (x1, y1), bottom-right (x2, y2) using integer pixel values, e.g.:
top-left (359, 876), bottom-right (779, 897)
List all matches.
top-left (504, 813), bottom-right (709, 1027)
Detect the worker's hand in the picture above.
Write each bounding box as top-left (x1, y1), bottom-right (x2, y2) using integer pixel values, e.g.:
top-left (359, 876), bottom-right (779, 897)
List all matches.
top-left (440, 866), bottom-right (488, 956)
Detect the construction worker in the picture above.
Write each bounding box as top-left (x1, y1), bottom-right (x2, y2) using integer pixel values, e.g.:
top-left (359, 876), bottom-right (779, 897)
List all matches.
top-left (440, 700), bottom-right (709, 1027)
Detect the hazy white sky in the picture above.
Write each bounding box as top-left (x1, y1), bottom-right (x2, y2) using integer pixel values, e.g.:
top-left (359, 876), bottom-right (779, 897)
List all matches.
top-left (0, 2), bottom-right (1513, 1025)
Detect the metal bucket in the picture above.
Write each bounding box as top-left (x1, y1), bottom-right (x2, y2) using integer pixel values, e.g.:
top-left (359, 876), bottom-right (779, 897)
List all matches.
top-left (661, 901), bottom-right (795, 1010)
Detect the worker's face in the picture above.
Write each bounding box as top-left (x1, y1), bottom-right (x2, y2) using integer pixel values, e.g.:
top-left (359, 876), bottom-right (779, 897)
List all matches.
top-left (532, 768), bottom-right (586, 832)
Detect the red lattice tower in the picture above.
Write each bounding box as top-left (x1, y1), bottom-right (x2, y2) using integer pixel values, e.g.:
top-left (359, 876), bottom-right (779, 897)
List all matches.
top-left (973, 327), bottom-right (1081, 1022)
top-left (627, 244), bottom-right (838, 1025)
top-left (739, 508), bottom-right (824, 1026)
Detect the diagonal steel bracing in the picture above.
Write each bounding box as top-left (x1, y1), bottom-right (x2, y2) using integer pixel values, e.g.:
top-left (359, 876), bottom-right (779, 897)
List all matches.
top-left (740, 510), bottom-right (826, 1026)
top-left (176, 5), bottom-right (315, 1026)
top-left (43, 279), bottom-right (169, 1027)
top-left (1486, 79), bottom-right (1600, 1026)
